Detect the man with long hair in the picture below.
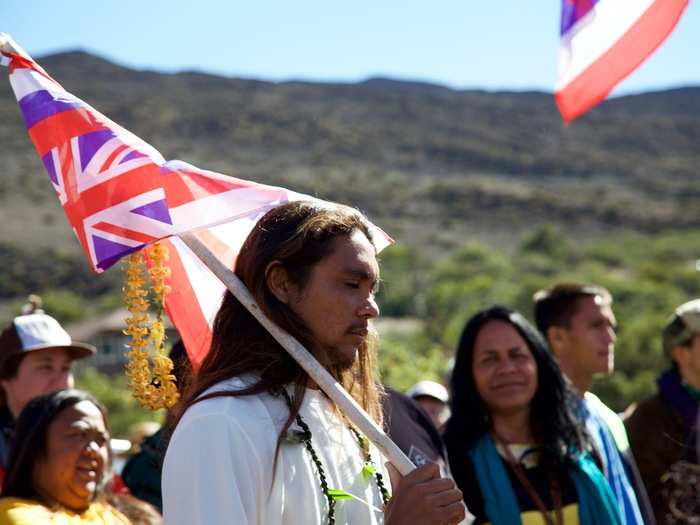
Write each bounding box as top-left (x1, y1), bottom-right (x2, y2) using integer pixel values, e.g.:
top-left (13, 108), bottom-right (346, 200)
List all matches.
top-left (162, 201), bottom-right (465, 524)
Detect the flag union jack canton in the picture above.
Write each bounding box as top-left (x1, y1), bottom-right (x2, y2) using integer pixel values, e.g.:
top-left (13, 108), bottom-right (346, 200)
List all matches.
top-left (555, 0), bottom-right (688, 122)
top-left (5, 51), bottom-right (290, 272)
top-left (1, 47), bottom-right (391, 365)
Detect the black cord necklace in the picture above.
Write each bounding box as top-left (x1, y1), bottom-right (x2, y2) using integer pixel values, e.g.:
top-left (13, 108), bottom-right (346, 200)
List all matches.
top-left (280, 390), bottom-right (390, 524)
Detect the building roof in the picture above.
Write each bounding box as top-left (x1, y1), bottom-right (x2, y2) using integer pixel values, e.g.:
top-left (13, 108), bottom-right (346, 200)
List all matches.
top-left (67, 308), bottom-right (174, 341)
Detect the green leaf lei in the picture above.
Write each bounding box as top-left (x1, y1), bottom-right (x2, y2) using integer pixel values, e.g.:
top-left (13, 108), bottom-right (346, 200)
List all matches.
top-left (280, 390), bottom-right (390, 524)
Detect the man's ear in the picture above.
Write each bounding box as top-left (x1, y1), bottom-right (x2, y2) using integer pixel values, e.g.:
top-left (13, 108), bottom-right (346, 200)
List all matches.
top-left (546, 326), bottom-right (567, 358)
top-left (265, 261), bottom-right (294, 304)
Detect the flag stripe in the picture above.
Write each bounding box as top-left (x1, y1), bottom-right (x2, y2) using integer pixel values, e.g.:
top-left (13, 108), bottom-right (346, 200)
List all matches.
top-left (161, 163), bottom-right (252, 208)
top-left (19, 89), bottom-right (84, 129)
top-left (4, 51), bottom-right (60, 87)
top-left (194, 230), bottom-right (238, 270)
top-left (101, 144), bottom-right (129, 172)
top-left (29, 108), bottom-right (108, 157)
top-left (7, 65), bottom-right (62, 99)
top-left (556, 0), bottom-right (688, 122)
top-left (41, 150), bottom-right (59, 186)
top-left (92, 221), bottom-right (160, 244)
top-left (162, 237), bottom-right (219, 366)
top-left (68, 165), bottom-right (161, 218)
top-left (560, 0), bottom-right (599, 36)
top-left (168, 186), bottom-right (288, 231)
top-left (556, 0), bottom-right (655, 91)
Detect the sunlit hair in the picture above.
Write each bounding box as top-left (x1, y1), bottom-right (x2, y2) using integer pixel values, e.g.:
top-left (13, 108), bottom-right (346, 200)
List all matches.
top-left (175, 201), bottom-right (384, 450)
top-left (1, 389), bottom-right (112, 506)
top-left (443, 306), bottom-right (590, 472)
top-left (105, 493), bottom-right (163, 525)
top-left (532, 281), bottom-right (612, 338)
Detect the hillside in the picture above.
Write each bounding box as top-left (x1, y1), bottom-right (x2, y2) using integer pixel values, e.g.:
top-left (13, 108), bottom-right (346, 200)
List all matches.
top-left (2, 51), bottom-right (698, 411)
top-left (0, 51), bottom-right (698, 258)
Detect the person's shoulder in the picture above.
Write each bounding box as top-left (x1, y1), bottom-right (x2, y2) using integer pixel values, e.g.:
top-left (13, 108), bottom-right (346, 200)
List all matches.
top-left (624, 392), bottom-right (672, 428)
top-left (184, 376), bottom-right (280, 420)
top-left (383, 387), bottom-right (423, 424)
top-left (584, 392), bottom-right (619, 418)
top-left (172, 376), bottom-right (287, 447)
top-left (87, 500), bottom-right (134, 525)
top-left (584, 392), bottom-right (630, 451)
top-left (0, 498), bottom-right (38, 512)
top-left (584, 391), bottom-right (626, 428)
top-left (0, 498), bottom-right (51, 524)
top-left (626, 392), bottom-right (664, 416)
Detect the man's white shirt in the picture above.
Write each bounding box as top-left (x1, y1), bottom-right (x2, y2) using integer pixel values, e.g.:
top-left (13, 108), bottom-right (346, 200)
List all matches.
top-left (163, 376), bottom-right (389, 525)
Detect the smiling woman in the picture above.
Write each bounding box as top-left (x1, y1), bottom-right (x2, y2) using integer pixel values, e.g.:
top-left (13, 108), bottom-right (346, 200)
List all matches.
top-left (0, 389), bottom-right (130, 524)
top-left (443, 306), bottom-right (623, 525)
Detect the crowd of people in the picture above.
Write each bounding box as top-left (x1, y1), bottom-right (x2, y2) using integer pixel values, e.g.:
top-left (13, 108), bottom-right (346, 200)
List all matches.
top-left (0, 201), bottom-right (697, 524)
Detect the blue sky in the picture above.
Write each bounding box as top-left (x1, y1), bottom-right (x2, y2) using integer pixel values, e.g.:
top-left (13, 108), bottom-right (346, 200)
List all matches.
top-left (2, 0), bottom-right (698, 95)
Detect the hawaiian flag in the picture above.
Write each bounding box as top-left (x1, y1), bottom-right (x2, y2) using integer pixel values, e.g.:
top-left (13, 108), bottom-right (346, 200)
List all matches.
top-left (555, 0), bottom-right (688, 122)
top-left (1, 42), bottom-right (390, 365)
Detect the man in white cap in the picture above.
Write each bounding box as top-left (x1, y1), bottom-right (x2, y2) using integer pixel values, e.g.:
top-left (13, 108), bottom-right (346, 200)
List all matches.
top-left (406, 380), bottom-right (450, 429)
top-left (625, 299), bottom-right (700, 523)
top-left (381, 381), bottom-right (451, 477)
top-left (0, 299), bottom-right (96, 480)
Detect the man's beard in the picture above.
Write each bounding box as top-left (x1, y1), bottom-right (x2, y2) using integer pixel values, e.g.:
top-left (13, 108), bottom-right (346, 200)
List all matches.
top-left (324, 345), bottom-right (360, 372)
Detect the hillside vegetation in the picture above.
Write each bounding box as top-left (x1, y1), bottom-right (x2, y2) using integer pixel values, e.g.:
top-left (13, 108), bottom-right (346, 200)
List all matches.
top-left (0, 52), bottom-right (698, 413)
top-left (1, 51), bottom-right (698, 252)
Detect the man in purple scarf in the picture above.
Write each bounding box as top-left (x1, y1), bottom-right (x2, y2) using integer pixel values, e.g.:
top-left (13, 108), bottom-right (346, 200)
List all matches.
top-left (625, 299), bottom-right (700, 524)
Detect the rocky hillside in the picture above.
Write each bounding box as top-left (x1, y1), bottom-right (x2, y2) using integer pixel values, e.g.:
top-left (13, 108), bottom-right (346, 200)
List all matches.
top-left (1, 51), bottom-right (698, 255)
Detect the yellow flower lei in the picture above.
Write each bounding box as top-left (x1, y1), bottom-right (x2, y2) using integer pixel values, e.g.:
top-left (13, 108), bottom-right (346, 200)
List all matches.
top-left (123, 242), bottom-right (179, 410)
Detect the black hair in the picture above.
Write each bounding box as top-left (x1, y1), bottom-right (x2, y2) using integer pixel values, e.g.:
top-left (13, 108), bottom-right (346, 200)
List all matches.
top-left (443, 306), bottom-right (590, 471)
top-left (1, 389), bottom-right (111, 504)
top-left (172, 201), bottom-right (384, 482)
top-left (532, 282), bottom-right (611, 339)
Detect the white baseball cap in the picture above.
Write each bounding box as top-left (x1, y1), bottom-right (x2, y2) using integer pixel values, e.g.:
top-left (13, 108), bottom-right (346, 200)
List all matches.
top-left (663, 299), bottom-right (700, 356)
top-left (406, 380), bottom-right (449, 403)
top-left (0, 313), bottom-right (95, 371)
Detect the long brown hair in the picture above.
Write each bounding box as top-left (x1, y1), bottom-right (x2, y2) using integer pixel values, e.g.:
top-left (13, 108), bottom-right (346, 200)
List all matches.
top-left (174, 201), bottom-right (384, 453)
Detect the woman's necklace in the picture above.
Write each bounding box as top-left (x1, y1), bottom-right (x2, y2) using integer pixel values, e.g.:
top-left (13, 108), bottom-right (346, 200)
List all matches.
top-left (281, 390), bottom-right (390, 524)
top-left (493, 433), bottom-right (564, 525)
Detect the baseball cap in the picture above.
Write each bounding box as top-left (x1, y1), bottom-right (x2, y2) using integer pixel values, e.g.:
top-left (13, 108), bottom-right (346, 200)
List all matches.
top-left (0, 313), bottom-right (96, 371)
top-left (406, 380), bottom-right (449, 404)
top-left (662, 299), bottom-right (700, 357)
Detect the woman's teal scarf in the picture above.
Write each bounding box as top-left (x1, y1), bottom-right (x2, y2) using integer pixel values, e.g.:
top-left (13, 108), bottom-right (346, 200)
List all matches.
top-left (468, 435), bottom-right (622, 525)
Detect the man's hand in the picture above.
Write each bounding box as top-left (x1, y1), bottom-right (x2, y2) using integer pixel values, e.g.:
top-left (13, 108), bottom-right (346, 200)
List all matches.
top-left (385, 462), bottom-right (466, 525)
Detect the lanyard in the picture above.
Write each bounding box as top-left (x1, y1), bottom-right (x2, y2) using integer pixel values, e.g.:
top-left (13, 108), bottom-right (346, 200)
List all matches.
top-left (493, 434), bottom-right (564, 525)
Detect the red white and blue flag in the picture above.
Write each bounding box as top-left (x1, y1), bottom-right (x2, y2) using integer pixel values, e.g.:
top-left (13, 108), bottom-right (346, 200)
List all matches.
top-left (1, 43), bottom-right (390, 365)
top-left (555, 0), bottom-right (688, 122)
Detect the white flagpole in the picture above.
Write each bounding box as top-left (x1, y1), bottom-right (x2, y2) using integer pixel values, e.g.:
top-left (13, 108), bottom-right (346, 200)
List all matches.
top-left (179, 232), bottom-right (416, 476)
top-left (0, 33), bottom-right (31, 63)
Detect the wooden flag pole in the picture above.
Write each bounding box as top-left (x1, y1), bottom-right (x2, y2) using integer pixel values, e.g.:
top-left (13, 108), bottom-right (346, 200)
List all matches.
top-left (179, 232), bottom-right (416, 476)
